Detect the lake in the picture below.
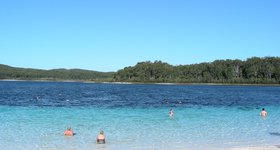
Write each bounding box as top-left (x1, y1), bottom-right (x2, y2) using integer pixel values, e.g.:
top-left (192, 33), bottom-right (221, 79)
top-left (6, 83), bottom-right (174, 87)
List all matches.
top-left (0, 81), bottom-right (280, 150)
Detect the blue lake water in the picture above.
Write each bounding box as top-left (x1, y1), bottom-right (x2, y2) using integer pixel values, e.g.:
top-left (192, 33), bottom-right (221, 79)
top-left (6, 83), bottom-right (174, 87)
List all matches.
top-left (0, 81), bottom-right (280, 150)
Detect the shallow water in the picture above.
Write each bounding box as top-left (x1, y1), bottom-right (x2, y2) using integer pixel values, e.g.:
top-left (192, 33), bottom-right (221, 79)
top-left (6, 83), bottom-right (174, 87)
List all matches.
top-left (0, 81), bottom-right (280, 150)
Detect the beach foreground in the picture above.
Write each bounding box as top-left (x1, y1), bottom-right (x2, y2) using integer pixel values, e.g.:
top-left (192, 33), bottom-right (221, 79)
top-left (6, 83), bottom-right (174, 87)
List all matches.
top-left (226, 146), bottom-right (279, 150)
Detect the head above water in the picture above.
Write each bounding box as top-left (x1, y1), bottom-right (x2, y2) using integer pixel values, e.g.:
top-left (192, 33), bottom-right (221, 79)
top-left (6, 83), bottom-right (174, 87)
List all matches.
top-left (67, 127), bottom-right (71, 130)
top-left (262, 108), bottom-right (265, 111)
top-left (100, 130), bottom-right (104, 135)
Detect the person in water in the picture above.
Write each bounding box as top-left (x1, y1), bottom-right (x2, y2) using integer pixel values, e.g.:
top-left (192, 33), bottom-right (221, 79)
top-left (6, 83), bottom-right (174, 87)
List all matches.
top-left (64, 127), bottom-right (74, 136)
top-left (96, 130), bottom-right (106, 144)
top-left (169, 108), bottom-right (174, 118)
top-left (260, 108), bottom-right (267, 117)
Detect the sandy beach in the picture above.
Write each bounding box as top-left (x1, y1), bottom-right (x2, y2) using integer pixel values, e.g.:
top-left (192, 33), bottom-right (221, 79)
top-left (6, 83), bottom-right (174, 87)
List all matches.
top-left (225, 146), bottom-right (279, 150)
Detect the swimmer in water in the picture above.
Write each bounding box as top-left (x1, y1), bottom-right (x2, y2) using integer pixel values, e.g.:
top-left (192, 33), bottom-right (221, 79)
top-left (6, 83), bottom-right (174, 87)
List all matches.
top-left (96, 130), bottom-right (106, 144)
top-left (169, 108), bottom-right (174, 118)
top-left (260, 108), bottom-right (267, 117)
top-left (64, 127), bottom-right (73, 136)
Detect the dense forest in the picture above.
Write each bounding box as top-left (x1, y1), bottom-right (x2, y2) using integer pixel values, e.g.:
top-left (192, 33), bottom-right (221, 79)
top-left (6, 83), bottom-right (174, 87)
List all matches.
top-left (0, 64), bottom-right (114, 81)
top-left (114, 57), bottom-right (280, 84)
top-left (1, 57), bottom-right (280, 84)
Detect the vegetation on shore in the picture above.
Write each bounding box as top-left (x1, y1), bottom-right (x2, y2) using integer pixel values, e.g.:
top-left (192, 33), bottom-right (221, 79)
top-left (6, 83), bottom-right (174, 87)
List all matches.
top-left (0, 65), bottom-right (114, 81)
top-left (114, 57), bottom-right (280, 84)
top-left (1, 57), bottom-right (280, 84)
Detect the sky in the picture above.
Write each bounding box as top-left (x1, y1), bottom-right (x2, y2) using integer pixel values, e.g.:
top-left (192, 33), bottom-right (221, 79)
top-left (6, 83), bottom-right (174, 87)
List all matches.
top-left (0, 0), bottom-right (279, 72)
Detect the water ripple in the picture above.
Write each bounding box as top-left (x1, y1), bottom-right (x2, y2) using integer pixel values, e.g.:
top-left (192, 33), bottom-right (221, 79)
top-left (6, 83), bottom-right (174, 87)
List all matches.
top-left (0, 81), bottom-right (280, 108)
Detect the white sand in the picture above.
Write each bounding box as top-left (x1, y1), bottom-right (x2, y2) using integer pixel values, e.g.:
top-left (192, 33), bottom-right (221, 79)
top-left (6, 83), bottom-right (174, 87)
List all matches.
top-left (225, 146), bottom-right (279, 150)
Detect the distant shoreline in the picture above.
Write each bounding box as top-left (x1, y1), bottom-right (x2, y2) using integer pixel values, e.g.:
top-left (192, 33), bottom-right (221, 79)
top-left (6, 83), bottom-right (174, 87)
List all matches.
top-left (2, 57), bottom-right (280, 85)
top-left (1, 79), bottom-right (279, 86)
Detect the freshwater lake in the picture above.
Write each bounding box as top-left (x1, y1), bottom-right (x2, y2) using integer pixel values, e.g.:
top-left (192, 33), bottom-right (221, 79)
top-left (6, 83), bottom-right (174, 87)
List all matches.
top-left (0, 81), bottom-right (280, 150)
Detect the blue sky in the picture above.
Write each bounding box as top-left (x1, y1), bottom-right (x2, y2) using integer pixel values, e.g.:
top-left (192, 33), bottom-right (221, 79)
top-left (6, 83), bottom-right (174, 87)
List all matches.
top-left (0, 0), bottom-right (279, 72)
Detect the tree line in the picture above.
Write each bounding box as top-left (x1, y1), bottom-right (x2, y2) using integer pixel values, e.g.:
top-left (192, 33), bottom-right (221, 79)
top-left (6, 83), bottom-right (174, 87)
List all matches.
top-left (113, 57), bottom-right (280, 84)
top-left (1, 57), bottom-right (280, 84)
top-left (0, 65), bottom-right (114, 81)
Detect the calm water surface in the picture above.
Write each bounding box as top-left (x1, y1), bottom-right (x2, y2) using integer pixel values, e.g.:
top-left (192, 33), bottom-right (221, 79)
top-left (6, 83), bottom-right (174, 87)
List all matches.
top-left (0, 81), bottom-right (280, 150)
